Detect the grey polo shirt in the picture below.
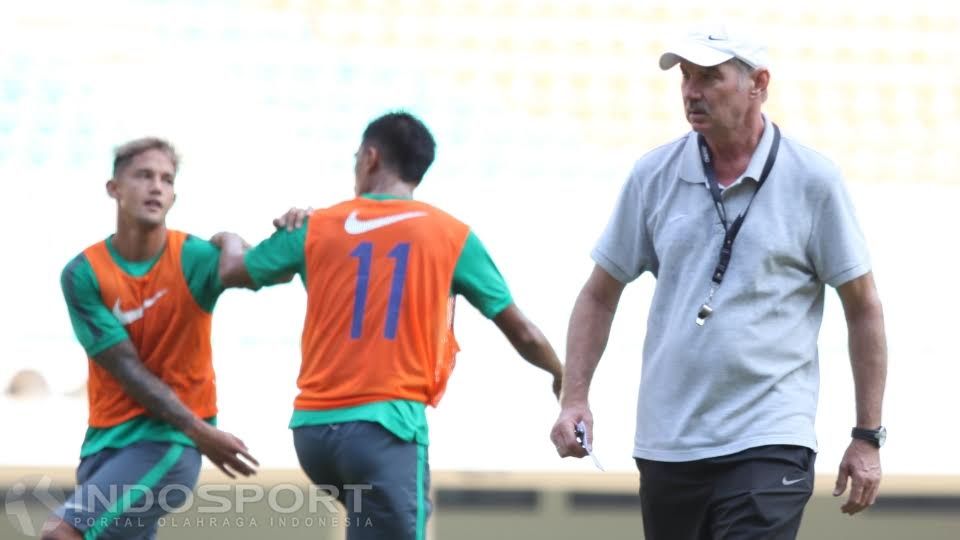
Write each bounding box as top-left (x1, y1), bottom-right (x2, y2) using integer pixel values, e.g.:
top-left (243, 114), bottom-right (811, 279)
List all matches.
top-left (593, 117), bottom-right (871, 462)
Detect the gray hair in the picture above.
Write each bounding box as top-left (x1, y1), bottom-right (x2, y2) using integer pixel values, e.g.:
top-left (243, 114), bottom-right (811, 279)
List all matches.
top-left (729, 58), bottom-right (768, 102)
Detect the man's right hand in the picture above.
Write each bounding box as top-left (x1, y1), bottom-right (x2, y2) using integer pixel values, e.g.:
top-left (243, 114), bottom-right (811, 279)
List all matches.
top-left (834, 439), bottom-right (882, 515)
top-left (186, 421), bottom-right (259, 479)
top-left (550, 403), bottom-right (592, 458)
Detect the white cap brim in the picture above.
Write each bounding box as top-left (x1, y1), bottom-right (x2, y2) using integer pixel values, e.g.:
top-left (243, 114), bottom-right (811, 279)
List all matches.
top-left (659, 42), bottom-right (735, 70)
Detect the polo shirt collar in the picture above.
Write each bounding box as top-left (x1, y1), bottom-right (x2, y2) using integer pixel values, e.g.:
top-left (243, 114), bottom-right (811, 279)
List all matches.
top-left (678, 114), bottom-right (774, 186)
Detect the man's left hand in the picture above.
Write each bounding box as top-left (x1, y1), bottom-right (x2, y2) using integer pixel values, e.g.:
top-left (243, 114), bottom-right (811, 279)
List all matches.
top-left (833, 439), bottom-right (882, 515)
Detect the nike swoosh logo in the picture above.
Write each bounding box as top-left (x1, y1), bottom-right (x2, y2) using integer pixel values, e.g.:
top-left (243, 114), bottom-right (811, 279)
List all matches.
top-left (112, 289), bottom-right (168, 325)
top-left (708, 35), bottom-right (726, 41)
top-left (343, 210), bottom-right (427, 235)
top-left (782, 476), bottom-right (806, 486)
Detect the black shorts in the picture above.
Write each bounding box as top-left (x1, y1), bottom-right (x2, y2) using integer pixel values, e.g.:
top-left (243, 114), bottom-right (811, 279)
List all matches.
top-left (636, 444), bottom-right (816, 540)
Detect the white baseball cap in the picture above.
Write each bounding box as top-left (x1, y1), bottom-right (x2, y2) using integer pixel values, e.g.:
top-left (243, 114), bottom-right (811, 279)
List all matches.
top-left (659, 26), bottom-right (769, 70)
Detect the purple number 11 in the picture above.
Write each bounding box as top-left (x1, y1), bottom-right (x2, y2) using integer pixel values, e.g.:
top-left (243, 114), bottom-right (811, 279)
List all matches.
top-left (349, 242), bottom-right (410, 340)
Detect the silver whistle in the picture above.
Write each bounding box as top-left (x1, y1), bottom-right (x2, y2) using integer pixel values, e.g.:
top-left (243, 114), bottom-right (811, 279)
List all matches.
top-left (696, 285), bottom-right (718, 326)
top-left (696, 303), bottom-right (713, 326)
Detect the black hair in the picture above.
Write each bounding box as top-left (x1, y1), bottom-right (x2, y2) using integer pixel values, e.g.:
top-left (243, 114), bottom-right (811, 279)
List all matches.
top-left (361, 111), bottom-right (436, 185)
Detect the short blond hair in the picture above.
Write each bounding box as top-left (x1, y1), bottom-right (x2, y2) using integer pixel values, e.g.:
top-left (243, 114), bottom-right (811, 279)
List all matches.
top-left (112, 137), bottom-right (180, 177)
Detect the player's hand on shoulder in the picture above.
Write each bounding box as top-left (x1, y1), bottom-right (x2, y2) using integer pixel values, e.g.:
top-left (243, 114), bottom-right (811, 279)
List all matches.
top-left (273, 207), bottom-right (314, 232)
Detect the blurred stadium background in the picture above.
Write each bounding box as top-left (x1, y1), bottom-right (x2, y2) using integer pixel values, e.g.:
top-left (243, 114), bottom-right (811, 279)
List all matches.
top-left (1, 0), bottom-right (958, 538)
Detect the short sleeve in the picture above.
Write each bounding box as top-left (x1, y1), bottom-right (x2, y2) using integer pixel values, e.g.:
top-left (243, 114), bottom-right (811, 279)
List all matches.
top-left (451, 231), bottom-right (513, 319)
top-left (180, 235), bottom-right (226, 312)
top-left (591, 169), bottom-right (655, 283)
top-left (244, 221), bottom-right (309, 288)
top-left (807, 177), bottom-right (871, 288)
top-left (61, 254), bottom-right (129, 356)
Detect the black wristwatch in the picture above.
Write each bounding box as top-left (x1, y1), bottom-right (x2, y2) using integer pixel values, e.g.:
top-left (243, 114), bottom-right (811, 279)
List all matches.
top-left (851, 426), bottom-right (886, 448)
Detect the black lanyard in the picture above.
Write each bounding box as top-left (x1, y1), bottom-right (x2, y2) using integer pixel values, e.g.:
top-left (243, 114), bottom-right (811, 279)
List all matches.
top-left (698, 123), bottom-right (781, 287)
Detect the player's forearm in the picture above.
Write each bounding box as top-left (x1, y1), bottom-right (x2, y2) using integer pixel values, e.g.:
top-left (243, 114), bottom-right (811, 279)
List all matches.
top-left (215, 233), bottom-right (255, 288)
top-left (94, 341), bottom-right (203, 434)
top-left (847, 302), bottom-right (887, 428)
top-left (514, 325), bottom-right (563, 379)
top-left (493, 305), bottom-right (563, 379)
top-left (561, 288), bottom-right (616, 407)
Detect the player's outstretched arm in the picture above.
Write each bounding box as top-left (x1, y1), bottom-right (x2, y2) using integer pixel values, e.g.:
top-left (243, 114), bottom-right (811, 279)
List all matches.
top-left (213, 207), bottom-right (312, 288)
top-left (492, 304), bottom-right (564, 399)
top-left (550, 264), bottom-right (625, 458)
top-left (93, 341), bottom-right (259, 478)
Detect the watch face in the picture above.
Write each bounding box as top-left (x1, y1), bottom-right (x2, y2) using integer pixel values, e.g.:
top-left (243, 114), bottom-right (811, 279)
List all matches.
top-left (877, 426), bottom-right (887, 447)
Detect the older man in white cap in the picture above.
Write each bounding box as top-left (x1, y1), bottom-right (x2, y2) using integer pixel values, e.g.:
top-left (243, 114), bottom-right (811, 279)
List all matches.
top-left (551, 26), bottom-right (887, 539)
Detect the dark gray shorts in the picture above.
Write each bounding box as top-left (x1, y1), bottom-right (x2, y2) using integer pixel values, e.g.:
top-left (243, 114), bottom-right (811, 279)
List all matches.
top-left (293, 421), bottom-right (431, 540)
top-left (636, 444), bottom-right (816, 540)
top-left (57, 441), bottom-right (201, 540)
